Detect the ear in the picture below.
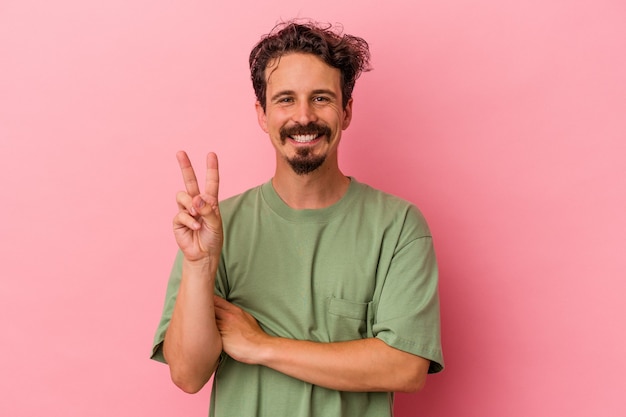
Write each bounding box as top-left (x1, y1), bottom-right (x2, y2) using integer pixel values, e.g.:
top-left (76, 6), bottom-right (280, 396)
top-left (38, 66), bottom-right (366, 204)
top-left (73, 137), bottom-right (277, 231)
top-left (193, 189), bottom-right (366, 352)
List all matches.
top-left (255, 101), bottom-right (268, 133)
top-left (341, 98), bottom-right (354, 130)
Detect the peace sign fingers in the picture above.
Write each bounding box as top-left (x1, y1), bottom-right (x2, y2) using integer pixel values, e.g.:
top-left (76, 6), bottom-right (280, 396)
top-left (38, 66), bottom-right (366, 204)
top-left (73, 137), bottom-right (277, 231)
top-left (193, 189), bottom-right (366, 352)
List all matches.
top-left (176, 150), bottom-right (201, 197)
top-left (203, 152), bottom-right (220, 203)
top-left (173, 151), bottom-right (224, 262)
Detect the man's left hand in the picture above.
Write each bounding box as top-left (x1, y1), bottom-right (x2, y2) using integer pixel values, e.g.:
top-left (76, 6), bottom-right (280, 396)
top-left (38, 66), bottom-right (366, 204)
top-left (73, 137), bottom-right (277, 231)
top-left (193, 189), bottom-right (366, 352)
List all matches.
top-left (214, 296), bottom-right (271, 365)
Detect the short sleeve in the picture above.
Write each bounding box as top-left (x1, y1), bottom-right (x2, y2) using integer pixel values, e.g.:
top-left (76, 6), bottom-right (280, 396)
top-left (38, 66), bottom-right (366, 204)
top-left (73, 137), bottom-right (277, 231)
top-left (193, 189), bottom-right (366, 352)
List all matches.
top-left (150, 251), bottom-right (184, 363)
top-left (373, 210), bottom-right (444, 374)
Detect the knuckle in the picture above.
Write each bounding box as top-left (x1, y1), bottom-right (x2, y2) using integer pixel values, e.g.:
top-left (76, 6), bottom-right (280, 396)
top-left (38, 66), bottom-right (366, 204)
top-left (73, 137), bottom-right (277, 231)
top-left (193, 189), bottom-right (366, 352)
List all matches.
top-left (175, 191), bottom-right (189, 202)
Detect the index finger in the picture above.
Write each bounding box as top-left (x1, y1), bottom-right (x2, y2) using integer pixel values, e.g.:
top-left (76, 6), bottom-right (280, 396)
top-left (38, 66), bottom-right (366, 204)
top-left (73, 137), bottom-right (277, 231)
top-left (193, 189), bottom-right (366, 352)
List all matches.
top-left (204, 152), bottom-right (219, 200)
top-left (176, 150), bottom-right (201, 196)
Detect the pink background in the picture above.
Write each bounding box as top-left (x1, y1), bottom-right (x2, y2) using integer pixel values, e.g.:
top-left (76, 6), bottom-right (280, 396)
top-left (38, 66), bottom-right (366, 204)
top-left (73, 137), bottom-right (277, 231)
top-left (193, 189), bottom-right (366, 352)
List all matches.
top-left (1, 0), bottom-right (625, 416)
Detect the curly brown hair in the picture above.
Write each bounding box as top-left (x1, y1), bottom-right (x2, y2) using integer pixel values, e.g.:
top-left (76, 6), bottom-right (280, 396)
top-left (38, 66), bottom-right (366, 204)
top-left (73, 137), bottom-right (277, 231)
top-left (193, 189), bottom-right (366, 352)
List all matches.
top-left (249, 20), bottom-right (372, 111)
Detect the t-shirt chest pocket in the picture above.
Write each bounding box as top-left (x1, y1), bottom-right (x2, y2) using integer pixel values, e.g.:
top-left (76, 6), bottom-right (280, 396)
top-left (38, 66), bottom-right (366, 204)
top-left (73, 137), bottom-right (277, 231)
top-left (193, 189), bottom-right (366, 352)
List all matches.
top-left (326, 297), bottom-right (374, 341)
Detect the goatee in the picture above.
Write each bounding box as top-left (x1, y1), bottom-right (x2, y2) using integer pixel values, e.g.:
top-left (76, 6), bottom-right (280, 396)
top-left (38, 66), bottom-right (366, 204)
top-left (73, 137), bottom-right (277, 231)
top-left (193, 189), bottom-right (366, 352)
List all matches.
top-left (280, 122), bottom-right (332, 175)
top-left (287, 148), bottom-right (326, 175)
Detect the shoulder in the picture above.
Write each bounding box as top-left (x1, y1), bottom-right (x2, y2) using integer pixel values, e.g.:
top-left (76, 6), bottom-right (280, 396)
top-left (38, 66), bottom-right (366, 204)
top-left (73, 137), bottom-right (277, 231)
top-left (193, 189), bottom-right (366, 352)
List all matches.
top-left (350, 179), bottom-right (431, 238)
top-left (219, 182), bottom-right (265, 209)
top-left (352, 180), bottom-right (413, 209)
top-left (218, 182), bottom-right (268, 225)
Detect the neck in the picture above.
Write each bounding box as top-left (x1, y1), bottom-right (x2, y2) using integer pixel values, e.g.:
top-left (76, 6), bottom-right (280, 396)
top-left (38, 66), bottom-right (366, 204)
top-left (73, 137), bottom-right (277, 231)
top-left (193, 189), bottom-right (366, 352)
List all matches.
top-left (272, 163), bottom-right (350, 209)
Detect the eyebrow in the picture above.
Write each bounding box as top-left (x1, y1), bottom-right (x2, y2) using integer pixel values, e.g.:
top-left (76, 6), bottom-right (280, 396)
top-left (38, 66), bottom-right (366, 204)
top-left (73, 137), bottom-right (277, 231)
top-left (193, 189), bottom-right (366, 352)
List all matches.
top-left (270, 90), bottom-right (296, 102)
top-left (312, 89), bottom-right (337, 98)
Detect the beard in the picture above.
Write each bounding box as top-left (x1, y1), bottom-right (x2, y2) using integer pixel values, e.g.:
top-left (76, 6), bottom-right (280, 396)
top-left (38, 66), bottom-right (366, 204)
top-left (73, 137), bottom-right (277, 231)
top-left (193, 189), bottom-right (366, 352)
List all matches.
top-left (279, 122), bottom-right (332, 176)
top-left (287, 148), bottom-right (327, 175)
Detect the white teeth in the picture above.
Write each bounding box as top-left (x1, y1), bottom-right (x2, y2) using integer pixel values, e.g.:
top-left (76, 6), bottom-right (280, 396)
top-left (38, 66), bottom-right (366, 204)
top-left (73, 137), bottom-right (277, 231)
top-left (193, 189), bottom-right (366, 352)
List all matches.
top-left (291, 134), bottom-right (318, 143)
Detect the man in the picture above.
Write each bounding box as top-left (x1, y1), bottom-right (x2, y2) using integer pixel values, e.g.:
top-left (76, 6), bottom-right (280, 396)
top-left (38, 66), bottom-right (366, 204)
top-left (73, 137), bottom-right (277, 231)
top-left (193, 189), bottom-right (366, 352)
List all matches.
top-left (152, 20), bottom-right (443, 417)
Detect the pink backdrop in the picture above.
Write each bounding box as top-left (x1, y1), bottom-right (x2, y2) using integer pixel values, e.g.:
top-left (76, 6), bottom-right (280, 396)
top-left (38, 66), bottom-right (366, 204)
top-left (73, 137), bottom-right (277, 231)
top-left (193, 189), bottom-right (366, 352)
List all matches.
top-left (1, 0), bottom-right (624, 416)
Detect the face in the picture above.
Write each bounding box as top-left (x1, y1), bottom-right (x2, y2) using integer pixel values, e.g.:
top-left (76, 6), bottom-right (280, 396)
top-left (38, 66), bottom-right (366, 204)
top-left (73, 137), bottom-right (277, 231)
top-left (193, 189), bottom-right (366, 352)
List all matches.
top-left (256, 53), bottom-right (353, 175)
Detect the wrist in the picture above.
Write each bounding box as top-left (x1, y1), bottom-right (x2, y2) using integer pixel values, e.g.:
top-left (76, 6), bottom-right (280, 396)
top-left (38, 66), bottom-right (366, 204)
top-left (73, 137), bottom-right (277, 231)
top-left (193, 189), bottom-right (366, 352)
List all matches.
top-left (255, 335), bottom-right (283, 367)
top-left (182, 256), bottom-right (219, 278)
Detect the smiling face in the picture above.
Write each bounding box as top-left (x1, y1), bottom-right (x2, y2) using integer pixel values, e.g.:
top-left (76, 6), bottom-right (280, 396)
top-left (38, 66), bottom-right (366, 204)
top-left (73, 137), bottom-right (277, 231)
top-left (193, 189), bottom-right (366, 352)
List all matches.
top-left (256, 53), bottom-right (353, 176)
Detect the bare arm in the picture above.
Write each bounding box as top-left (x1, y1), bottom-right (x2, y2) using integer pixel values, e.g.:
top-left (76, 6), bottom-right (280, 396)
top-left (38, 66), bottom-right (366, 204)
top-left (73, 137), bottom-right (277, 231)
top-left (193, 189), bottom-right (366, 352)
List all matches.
top-left (214, 296), bottom-right (431, 393)
top-left (163, 151), bottom-right (224, 394)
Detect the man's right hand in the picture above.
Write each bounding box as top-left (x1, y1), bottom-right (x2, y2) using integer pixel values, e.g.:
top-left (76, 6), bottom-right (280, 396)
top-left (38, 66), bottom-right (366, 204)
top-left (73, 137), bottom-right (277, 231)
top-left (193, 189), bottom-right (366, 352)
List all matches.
top-left (164, 151), bottom-right (224, 393)
top-left (173, 151), bottom-right (223, 262)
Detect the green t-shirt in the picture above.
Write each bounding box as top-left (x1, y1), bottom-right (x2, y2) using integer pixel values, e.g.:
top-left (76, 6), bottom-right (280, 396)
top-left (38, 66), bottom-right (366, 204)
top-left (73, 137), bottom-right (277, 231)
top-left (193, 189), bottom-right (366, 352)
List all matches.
top-left (152, 178), bottom-right (443, 417)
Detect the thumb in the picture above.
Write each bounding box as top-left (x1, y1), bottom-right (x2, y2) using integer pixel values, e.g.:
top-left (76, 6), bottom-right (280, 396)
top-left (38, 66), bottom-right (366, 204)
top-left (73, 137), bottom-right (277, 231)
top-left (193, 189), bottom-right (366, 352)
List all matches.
top-left (192, 194), bottom-right (221, 225)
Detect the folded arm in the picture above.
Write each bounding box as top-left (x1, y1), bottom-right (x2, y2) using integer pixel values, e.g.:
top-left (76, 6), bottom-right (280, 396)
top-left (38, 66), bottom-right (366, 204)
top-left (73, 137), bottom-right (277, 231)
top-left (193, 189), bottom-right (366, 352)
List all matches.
top-left (214, 296), bottom-right (430, 392)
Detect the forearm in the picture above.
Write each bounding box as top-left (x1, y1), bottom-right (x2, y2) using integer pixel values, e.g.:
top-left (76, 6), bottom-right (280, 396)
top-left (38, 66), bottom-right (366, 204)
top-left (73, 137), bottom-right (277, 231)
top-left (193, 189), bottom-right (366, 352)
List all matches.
top-left (163, 258), bottom-right (222, 393)
top-left (255, 337), bottom-right (430, 393)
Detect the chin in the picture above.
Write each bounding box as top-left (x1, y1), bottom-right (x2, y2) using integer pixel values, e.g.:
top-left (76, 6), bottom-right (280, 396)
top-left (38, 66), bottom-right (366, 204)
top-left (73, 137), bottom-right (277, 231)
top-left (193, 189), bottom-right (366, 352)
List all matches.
top-left (287, 155), bottom-right (326, 175)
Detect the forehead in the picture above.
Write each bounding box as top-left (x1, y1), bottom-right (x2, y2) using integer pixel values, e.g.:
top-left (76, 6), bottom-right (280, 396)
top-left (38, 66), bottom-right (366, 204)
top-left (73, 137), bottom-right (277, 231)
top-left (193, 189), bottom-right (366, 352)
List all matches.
top-left (264, 53), bottom-right (341, 92)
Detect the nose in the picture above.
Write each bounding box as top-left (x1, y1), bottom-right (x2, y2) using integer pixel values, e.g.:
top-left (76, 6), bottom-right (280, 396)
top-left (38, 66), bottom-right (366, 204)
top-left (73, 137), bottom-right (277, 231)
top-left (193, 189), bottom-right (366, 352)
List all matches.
top-left (292, 100), bottom-right (318, 125)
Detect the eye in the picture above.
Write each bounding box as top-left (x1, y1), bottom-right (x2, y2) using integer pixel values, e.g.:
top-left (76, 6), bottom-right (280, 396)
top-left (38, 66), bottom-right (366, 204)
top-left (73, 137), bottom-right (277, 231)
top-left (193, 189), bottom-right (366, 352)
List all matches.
top-left (313, 96), bottom-right (330, 103)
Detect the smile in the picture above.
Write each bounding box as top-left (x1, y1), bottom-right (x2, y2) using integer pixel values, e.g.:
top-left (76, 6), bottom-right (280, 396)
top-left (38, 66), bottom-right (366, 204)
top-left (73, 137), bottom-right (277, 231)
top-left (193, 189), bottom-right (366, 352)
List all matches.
top-left (290, 134), bottom-right (321, 143)
top-left (280, 122), bottom-right (332, 145)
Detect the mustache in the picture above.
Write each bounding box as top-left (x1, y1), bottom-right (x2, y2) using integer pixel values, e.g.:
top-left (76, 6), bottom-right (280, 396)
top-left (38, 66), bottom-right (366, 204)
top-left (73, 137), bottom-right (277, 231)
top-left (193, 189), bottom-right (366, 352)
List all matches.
top-left (280, 122), bottom-right (332, 142)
